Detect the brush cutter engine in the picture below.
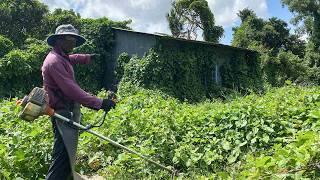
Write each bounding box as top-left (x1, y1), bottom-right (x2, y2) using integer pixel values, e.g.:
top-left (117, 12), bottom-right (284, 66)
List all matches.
top-left (18, 87), bottom-right (54, 122)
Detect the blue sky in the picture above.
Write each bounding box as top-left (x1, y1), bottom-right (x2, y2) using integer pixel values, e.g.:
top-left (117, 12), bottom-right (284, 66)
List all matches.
top-left (41, 0), bottom-right (295, 45)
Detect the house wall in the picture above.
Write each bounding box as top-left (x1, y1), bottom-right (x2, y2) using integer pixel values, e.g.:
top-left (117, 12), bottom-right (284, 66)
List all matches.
top-left (112, 28), bottom-right (255, 88)
top-left (113, 29), bottom-right (156, 61)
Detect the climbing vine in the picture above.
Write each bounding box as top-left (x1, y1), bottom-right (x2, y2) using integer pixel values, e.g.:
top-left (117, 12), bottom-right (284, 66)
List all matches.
top-left (119, 37), bottom-right (262, 102)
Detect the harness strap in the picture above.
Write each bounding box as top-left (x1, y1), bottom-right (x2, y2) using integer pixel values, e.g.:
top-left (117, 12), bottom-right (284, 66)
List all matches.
top-left (51, 88), bottom-right (74, 111)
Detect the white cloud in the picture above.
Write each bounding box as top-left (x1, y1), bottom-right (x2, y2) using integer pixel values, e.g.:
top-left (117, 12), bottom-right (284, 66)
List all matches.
top-left (299, 33), bottom-right (309, 42)
top-left (42, 0), bottom-right (173, 34)
top-left (207, 0), bottom-right (268, 27)
top-left (41, 0), bottom-right (268, 40)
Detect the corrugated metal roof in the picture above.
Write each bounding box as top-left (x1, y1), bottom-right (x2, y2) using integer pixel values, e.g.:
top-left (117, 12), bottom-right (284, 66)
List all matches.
top-left (112, 27), bottom-right (257, 53)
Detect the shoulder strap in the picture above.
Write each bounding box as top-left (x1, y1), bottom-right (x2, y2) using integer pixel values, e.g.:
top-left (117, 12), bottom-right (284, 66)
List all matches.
top-left (52, 88), bottom-right (74, 111)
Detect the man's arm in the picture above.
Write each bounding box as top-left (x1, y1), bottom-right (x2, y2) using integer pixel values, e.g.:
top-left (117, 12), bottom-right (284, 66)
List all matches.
top-left (48, 62), bottom-right (102, 110)
top-left (69, 54), bottom-right (91, 65)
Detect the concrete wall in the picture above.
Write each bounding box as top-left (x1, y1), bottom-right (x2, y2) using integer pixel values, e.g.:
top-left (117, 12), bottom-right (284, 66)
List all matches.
top-left (112, 29), bottom-right (156, 61)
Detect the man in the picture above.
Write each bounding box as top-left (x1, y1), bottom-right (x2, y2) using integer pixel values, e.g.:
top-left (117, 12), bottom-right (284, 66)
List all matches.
top-left (41, 24), bottom-right (115, 180)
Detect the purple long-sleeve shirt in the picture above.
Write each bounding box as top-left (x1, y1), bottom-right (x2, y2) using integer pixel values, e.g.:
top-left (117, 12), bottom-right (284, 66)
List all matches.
top-left (41, 47), bottom-right (103, 110)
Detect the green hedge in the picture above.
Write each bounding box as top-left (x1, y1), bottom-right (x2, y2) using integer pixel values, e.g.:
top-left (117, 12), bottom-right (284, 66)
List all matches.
top-left (0, 39), bottom-right (49, 97)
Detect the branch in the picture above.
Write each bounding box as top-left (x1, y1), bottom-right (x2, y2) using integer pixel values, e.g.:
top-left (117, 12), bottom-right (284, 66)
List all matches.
top-left (180, 11), bottom-right (204, 30)
top-left (277, 162), bottom-right (320, 174)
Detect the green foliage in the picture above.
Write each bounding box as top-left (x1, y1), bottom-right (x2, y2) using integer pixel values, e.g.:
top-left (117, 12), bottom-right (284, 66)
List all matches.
top-left (115, 53), bottom-right (130, 82)
top-left (73, 18), bottom-right (115, 93)
top-left (232, 10), bottom-right (305, 56)
top-left (261, 17), bottom-right (290, 50)
top-left (261, 50), bottom-right (309, 86)
top-left (220, 52), bottom-right (263, 93)
top-left (232, 12), bottom-right (264, 48)
top-left (73, 18), bottom-right (131, 92)
top-left (1, 86), bottom-right (320, 178)
top-left (304, 42), bottom-right (320, 84)
top-left (305, 42), bottom-right (320, 68)
top-left (0, 6), bottom-right (131, 97)
top-left (285, 34), bottom-right (306, 58)
top-left (44, 8), bottom-right (82, 37)
top-left (237, 8), bottom-right (256, 23)
top-left (0, 99), bottom-right (52, 179)
top-left (119, 38), bottom-right (262, 102)
top-left (121, 48), bottom-right (208, 102)
top-left (0, 0), bottom-right (49, 47)
top-left (239, 131), bottom-right (320, 179)
top-left (166, 0), bottom-right (223, 43)
top-left (282, 0), bottom-right (320, 49)
top-left (0, 35), bottom-right (14, 57)
top-left (0, 40), bottom-right (50, 97)
top-left (232, 8), bottom-right (312, 87)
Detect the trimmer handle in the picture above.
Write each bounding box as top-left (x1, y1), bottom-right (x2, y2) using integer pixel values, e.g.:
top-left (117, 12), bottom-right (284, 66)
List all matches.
top-left (107, 91), bottom-right (118, 103)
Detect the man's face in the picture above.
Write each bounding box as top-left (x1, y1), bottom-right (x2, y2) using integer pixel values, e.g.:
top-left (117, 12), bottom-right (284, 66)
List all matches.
top-left (59, 36), bottom-right (77, 53)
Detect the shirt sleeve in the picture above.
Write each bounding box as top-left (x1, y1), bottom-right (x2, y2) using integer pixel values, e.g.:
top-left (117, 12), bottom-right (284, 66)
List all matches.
top-left (48, 62), bottom-right (103, 110)
top-left (69, 54), bottom-right (91, 65)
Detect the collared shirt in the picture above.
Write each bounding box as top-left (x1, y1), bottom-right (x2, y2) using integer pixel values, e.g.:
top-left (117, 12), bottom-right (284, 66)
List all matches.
top-left (41, 46), bottom-right (103, 110)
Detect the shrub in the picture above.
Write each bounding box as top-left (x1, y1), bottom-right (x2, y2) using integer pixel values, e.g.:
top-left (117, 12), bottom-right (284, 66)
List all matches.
top-left (0, 86), bottom-right (319, 179)
top-left (0, 35), bottom-right (14, 57)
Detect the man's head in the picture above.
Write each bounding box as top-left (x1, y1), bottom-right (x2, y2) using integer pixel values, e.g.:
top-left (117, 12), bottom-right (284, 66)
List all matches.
top-left (47, 24), bottom-right (86, 53)
top-left (55, 35), bottom-right (77, 53)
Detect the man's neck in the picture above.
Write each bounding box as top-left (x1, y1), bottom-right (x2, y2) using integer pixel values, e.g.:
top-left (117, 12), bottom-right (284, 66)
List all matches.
top-left (53, 46), bottom-right (70, 59)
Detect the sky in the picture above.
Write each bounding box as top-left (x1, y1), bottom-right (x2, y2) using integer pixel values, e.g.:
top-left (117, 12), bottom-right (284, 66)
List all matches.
top-left (40, 0), bottom-right (294, 45)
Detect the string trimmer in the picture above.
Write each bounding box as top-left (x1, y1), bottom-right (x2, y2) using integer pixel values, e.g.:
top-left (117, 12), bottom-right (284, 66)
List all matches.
top-left (17, 87), bottom-right (177, 177)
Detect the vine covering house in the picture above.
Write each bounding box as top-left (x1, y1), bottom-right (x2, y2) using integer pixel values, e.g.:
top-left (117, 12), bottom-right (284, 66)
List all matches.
top-left (112, 28), bottom-right (262, 101)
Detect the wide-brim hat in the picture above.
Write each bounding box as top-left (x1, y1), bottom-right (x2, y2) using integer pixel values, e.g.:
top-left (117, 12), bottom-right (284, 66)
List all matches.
top-left (47, 24), bottom-right (86, 47)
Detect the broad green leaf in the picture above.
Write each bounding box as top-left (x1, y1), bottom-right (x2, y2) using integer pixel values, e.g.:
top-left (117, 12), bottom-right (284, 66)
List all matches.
top-left (222, 140), bottom-right (231, 151)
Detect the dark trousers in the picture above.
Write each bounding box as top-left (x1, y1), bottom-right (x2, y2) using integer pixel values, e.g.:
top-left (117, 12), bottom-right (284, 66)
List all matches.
top-left (46, 111), bottom-right (72, 180)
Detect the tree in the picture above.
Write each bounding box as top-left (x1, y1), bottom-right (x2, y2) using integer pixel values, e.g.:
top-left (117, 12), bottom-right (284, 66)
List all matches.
top-left (232, 9), bottom-right (305, 56)
top-left (166, 0), bottom-right (223, 43)
top-left (261, 17), bottom-right (290, 50)
top-left (232, 9), bottom-right (264, 48)
top-left (281, 0), bottom-right (320, 49)
top-left (0, 0), bottom-right (49, 47)
top-left (232, 8), bottom-right (308, 86)
top-left (237, 8), bottom-right (256, 23)
top-left (43, 8), bottom-right (82, 36)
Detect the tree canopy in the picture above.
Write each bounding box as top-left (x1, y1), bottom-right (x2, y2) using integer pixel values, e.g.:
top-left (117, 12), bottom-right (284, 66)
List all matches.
top-left (232, 8), bottom-right (305, 57)
top-left (166, 0), bottom-right (223, 43)
top-left (0, 0), bottom-right (49, 47)
top-left (232, 8), bottom-right (309, 86)
top-left (281, 0), bottom-right (320, 49)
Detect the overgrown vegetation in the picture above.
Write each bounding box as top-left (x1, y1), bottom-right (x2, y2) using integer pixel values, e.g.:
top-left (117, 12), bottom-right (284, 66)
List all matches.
top-left (1, 0), bottom-right (320, 179)
top-left (232, 7), bottom-right (320, 86)
top-left (1, 86), bottom-right (319, 179)
top-left (119, 38), bottom-right (262, 102)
